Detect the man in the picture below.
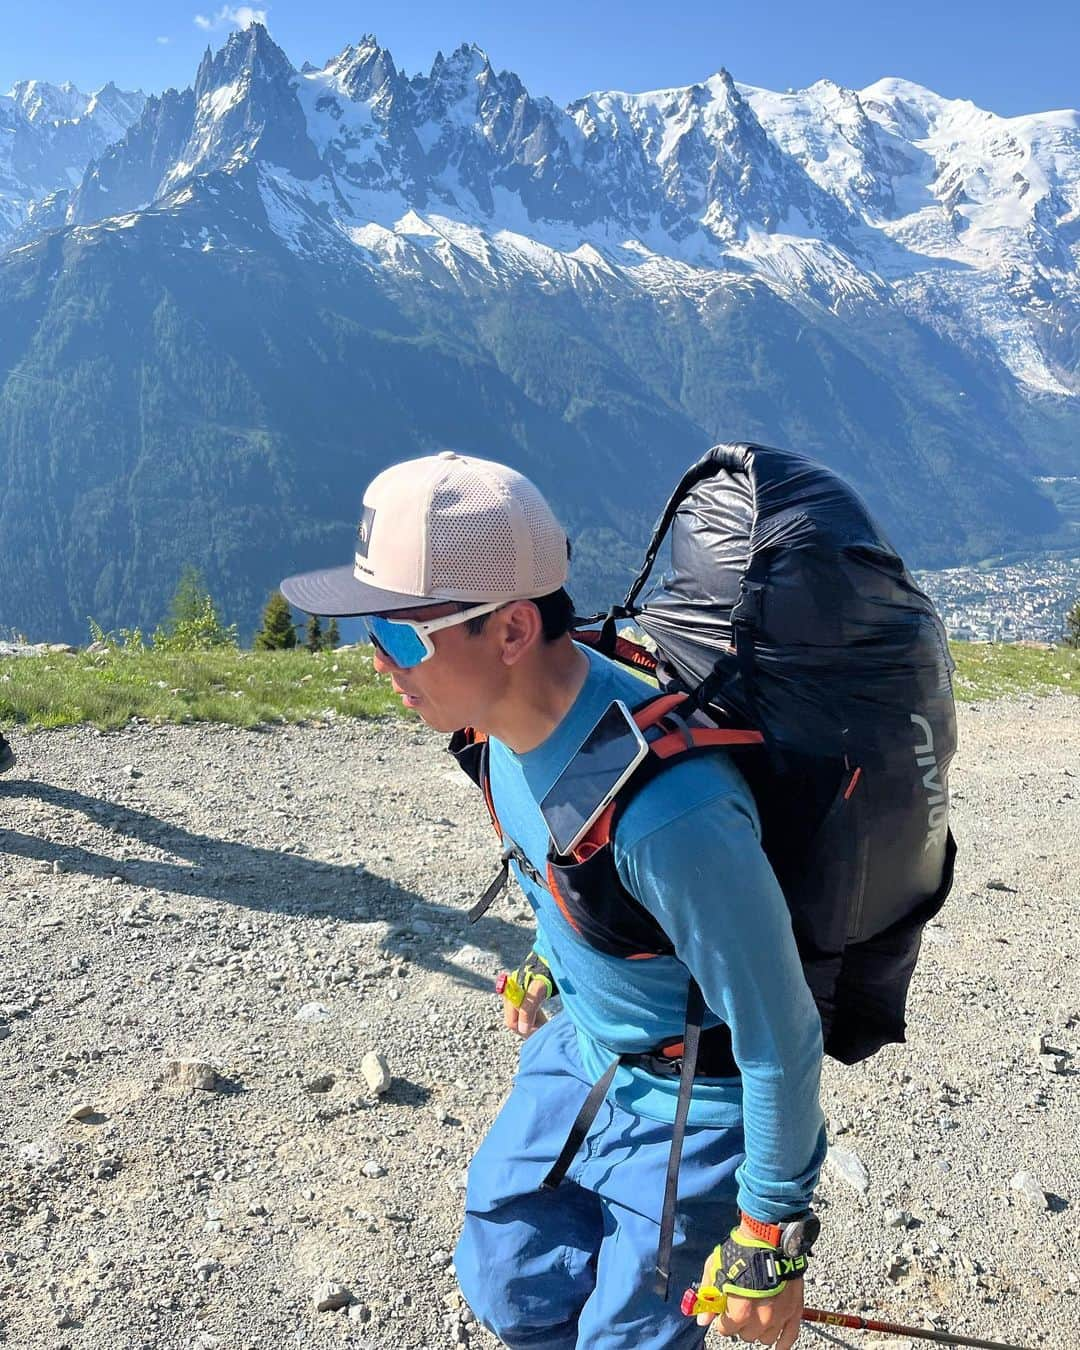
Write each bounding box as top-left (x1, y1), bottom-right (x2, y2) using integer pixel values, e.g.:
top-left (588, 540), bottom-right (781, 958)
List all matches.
top-left (281, 451), bottom-right (825, 1349)
top-left (0, 731), bottom-right (15, 775)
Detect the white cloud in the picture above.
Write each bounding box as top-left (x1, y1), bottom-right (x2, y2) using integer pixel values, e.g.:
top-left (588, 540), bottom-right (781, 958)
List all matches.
top-left (194, 6), bottom-right (267, 31)
top-left (156, 36), bottom-right (172, 45)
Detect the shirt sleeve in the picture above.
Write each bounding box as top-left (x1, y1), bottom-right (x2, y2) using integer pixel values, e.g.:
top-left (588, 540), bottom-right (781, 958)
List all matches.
top-left (615, 785), bottom-right (827, 1223)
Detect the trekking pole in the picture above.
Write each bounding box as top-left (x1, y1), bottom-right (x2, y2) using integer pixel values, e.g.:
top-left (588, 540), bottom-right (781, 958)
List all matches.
top-left (801, 1306), bottom-right (1034, 1350)
top-left (681, 1287), bottom-right (1036, 1350)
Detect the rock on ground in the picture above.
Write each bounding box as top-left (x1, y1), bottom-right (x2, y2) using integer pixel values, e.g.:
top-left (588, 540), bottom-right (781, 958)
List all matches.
top-left (0, 697), bottom-right (1078, 1347)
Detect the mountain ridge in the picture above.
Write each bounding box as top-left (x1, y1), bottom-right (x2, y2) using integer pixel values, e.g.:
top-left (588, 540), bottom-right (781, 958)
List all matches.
top-left (5, 27), bottom-right (1077, 397)
top-left (0, 27), bottom-right (1077, 643)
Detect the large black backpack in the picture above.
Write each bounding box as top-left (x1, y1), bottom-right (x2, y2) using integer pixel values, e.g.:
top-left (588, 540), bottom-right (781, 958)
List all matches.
top-left (580, 441), bottom-right (957, 1065)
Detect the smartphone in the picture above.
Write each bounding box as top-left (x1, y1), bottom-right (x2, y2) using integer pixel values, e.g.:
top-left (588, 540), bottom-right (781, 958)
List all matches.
top-left (540, 700), bottom-right (650, 857)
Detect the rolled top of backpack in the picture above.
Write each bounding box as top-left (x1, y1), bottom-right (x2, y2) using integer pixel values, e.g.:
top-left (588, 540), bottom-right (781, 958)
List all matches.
top-left (633, 443), bottom-right (956, 762)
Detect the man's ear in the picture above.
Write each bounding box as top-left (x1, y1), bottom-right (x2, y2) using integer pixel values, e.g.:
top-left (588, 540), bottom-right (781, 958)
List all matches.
top-left (497, 600), bottom-right (542, 665)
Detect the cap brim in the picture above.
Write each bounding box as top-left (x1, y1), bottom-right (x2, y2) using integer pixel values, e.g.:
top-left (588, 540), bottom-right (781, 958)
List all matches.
top-left (279, 565), bottom-right (436, 617)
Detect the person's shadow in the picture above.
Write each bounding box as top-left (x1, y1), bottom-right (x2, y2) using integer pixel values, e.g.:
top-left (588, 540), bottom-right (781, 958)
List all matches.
top-left (0, 778), bottom-right (528, 991)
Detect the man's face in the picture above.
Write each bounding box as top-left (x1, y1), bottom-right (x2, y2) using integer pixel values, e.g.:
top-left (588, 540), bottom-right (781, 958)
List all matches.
top-left (369, 602), bottom-right (501, 734)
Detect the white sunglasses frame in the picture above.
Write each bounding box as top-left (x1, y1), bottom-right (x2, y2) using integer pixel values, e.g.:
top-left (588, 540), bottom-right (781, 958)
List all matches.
top-left (369, 599), bottom-right (509, 665)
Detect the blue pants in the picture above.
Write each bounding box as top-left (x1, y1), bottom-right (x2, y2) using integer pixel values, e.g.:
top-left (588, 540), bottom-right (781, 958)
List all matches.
top-left (455, 1014), bottom-right (742, 1349)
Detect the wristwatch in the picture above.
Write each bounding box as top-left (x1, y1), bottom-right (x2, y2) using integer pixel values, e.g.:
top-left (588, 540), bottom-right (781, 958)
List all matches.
top-left (740, 1210), bottom-right (820, 1259)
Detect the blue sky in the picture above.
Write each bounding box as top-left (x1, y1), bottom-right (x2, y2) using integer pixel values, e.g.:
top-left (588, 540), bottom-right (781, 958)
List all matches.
top-left (2, 0), bottom-right (1077, 117)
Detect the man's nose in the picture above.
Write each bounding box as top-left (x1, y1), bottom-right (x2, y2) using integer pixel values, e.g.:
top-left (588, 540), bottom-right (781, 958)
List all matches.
top-left (371, 643), bottom-right (396, 675)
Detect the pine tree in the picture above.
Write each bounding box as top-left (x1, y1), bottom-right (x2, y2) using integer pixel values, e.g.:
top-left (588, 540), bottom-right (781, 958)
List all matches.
top-left (254, 590), bottom-right (297, 650)
top-left (325, 617), bottom-right (340, 649)
top-left (153, 566), bottom-right (237, 650)
top-left (305, 613), bottom-right (323, 653)
top-left (1065, 599), bottom-right (1080, 649)
top-left (167, 564), bottom-right (208, 630)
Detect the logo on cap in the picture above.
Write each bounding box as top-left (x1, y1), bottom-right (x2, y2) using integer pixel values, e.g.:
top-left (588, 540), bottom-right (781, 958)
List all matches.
top-left (356, 505), bottom-right (376, 559)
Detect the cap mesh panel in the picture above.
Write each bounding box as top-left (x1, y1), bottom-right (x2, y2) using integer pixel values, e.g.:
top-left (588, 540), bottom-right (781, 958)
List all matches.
top-left (521, 490), bottom-right (565, 590)
top-left (428, 481), bottom-right (518, 593)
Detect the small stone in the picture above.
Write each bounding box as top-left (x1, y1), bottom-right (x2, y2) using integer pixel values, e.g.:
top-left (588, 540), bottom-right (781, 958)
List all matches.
top-left (362, 1159), bottom-right (386, 1179)
top-left (361, 1051), bottom-right (391, 1096)
top-left (314, 1281), bottom-right (352, 1312)
top-left (162, 1058), bottom-right (218, 1092)
top-left (193, 1258), bottom-right (220, 1280)
top-left (1009, 1170), bottom-right (1048, 1209)
top-left (294, 1002), bottom-right (333, 1023)
top-left (886, 1255), bottom-right (909, 1282)
top-left (68, 1103), bottom-right (97, 1122)
top-left (985, 878), bottom-right (1017, 892)
top-left (429, 1250), bottom-right (452, 1269)
top-left (826, 1145), bottom-right (870, 1195)
top-left (123, 765), bottom-right (142, 778)
top-left (883, 1207), bottom-right (912, 1229)
top-left (305, 1073), bottom-right (335, 1094)
top-left (52, 860), bottom-right (66, 875)
top-left (1029, 1031), bottom-right (1049, 1054)
top-left (19, 1140), bottom-right (64, 1168)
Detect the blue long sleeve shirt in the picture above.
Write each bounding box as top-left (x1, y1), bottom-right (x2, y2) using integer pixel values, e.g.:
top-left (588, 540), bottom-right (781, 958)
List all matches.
top-left (487, 643), bottom-right (826, 1222)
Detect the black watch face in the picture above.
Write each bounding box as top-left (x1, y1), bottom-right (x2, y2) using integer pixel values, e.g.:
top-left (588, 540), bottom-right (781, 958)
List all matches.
top-left (783, 1214), bottom-right (820, 1257)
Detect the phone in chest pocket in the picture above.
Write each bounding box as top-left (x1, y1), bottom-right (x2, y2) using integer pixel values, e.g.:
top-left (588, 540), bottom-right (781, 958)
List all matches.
top-left (539, 699), bottom-right (650, 857)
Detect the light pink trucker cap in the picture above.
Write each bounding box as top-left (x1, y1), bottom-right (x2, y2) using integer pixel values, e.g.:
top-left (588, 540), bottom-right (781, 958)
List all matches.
top-left (280, 452), bottom-right (569, 616)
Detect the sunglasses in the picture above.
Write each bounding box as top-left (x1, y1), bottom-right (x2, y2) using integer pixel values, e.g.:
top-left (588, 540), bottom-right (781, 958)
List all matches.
top-left (359, 600), bottom-right (508, 669)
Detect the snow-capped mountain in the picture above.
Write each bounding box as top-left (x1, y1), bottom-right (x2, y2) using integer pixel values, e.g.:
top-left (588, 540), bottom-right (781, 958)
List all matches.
top-left (0, 79), bottom-right (145, 244)
top-left (7, 28), bottom-right (1076, 397)
top-left (15, 25), bottom-right (1074, 398)
top-left (742, 77), bottom-right (1080, 395)
top-left (0, 26), bottom-right (1077, 642)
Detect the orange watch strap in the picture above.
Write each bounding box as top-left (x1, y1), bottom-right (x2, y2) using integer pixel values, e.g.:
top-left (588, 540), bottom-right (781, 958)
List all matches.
top-left (738, 1212), bottom-right (783, 1247)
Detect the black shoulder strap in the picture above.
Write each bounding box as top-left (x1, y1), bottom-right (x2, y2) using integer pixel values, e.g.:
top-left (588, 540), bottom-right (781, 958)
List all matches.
top-left (541, 1058), bottom-right (621, 1191)
top-left (654, 977), bottom-right (705, 1299)
top-left (538, 976), bottom-right (711, 1304)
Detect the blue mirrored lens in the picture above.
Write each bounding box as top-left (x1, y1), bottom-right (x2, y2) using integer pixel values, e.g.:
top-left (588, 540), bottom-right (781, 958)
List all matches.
top-left (362, 615), bottom-right (428, 668)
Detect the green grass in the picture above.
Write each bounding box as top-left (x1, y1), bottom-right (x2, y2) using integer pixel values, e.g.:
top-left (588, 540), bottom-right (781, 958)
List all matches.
top-left (0, 647), bottom-right (402, 731)
top-left (0, 640), bottom-right (1075, 733)
top-left (949, 639), bottom-right (1078, 702)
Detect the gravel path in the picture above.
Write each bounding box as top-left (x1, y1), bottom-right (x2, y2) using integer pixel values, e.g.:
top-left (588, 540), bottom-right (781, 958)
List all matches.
top-left (0, 696), bottom-right (1077, 1349)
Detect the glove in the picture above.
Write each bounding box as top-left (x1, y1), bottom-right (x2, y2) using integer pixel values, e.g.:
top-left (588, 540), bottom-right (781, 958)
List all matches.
top-left (515, 950), bottom-right (556, 1001)
top-left (704, 1225), bottom-right (809, 1300)
top-left (497, 951), bottom-right (556, 1038)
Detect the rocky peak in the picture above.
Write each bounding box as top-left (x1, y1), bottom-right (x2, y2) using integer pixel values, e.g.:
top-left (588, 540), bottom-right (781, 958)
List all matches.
top-left (190, 23), bottom-right (295, 122)
top-left (9, 79), bottom-right (88, 125)
top-left (84, 83), bottom-right (148, 141)
top-left (183, 22), bottom-right (320, 182)
top-left (211, 21), bottom-right (294, 89)
top-left (414, 43), bottom-right (492, 121)
top-left (328, 35), bottom-right (401, 106)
